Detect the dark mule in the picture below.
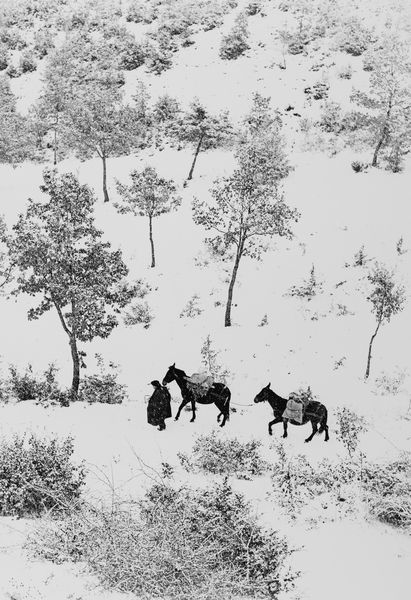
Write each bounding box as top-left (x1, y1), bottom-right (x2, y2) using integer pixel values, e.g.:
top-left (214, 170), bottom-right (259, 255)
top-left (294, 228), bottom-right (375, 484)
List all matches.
top-left (162, 364), bottom-right (231, 427)
top-left (254, 383), bottom-right (329, 442)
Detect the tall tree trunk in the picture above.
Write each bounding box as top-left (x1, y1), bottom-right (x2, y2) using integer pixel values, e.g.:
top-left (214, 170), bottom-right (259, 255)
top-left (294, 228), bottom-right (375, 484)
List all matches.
top-left (187, 132), bottom-right (205, 181)
top-left (102, 154), bottom-right (109, 202)
top-left (225, 247), bottom-right (243, 327)
top-left (372, 99), bottom-right (392, 167)
top-left (372, 131), bottom-right (388, 167)
top-left (149, 215), bottom-right (155, 268)
top-left (70, 334), bottom-right (80, 401)
top-left (365, 319), bottom-right (382, 379)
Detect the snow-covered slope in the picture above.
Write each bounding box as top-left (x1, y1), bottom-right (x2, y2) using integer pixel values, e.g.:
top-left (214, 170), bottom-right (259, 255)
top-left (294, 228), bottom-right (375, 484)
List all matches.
top-left (0, 1), bottom-right (410, 599)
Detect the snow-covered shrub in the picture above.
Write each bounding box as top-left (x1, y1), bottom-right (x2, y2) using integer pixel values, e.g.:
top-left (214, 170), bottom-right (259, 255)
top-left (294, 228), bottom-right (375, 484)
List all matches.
top-left (246, 1), bottom-right (262, 16)
top-left (179, 432), bottom-right (268, 479)
top-left (396, 236), bottom-right (407, 256)
top-left (351, 160), bottom-right (368, 173)
top-left (336, 304), bottom-right (353, 317)
top-left (288, 265), bottom-right (323, 300)
top-left (0, 27), bottom-right (26, 51)
top-left (0, 45), bottom-right (8, 71)
top-left (199, 3), bottom-right (225, 31)
top-left (220, 12), bottom-right (250, 60)
top-left (8, 364), bottom-right (40, 402)
top-left (259, 313), bottom-right (268, 326)
top-left (33, 28), bottom-right (54, 59)
top-left (271, 450), bottom-right (308, 517)
top-left (200, 335), bottom-right (231, 382)
top-left (120, 40), bottom-right (146, 70)
top-left (304, 82), bottom-right (329, 101)
top-left (337, 18), bottom-right (374, 56)
top-left (8, 363), bottom-right (67, 406)
top-left (126, 0), bottom-right (158, 24)
top-left (5, 64), bottom-right (20, 78)
top-left (353, 245), bottom-right (367, 266)
top-left (0, 435), bottom-right (85, 517)
top-left (333, 356), bottom-right (347, 369)
top-left (374, 369), bottom-right (406, 395)
top-left (123, 301), bottom-right (153, 328)
top-left (79, 355), bottom-right (127, 404)
top-left (19, 50), bottom-right (37, 73)
top-left (153, 93), bottom-right (181, 126)
top-left (30, 479), bottom-right (294, 599)
top-left (335, 407), bottom-right (367, 458)
top-left (144, 38), bottom-right (174, 74)
top-left (180, 294), bottom-right (202, 318)
top-left (338, 64), bottom-right (353, 79)
top-left (317, 101), bottom-right (344, 134)
top-left (362, 457), bottom-right (411, 528)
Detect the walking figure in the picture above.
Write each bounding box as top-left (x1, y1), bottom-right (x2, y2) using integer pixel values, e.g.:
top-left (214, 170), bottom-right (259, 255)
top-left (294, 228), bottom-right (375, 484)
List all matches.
top-left (147, 380), bottom-right (172, 431)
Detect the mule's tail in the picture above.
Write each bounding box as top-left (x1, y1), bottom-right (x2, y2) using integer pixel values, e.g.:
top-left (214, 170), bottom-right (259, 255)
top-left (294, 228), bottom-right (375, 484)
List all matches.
top-left (318, 407), bottom-right (329, 440)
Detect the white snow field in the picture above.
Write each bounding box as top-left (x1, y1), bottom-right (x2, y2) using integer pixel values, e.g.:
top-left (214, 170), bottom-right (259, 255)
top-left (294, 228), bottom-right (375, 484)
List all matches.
top-left (0, 0), bottom-right (411, 599)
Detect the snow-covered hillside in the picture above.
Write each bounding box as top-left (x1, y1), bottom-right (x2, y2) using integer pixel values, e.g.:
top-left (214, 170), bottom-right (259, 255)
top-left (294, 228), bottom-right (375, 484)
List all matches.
top-left (0, 1), bottom-right (410, 599)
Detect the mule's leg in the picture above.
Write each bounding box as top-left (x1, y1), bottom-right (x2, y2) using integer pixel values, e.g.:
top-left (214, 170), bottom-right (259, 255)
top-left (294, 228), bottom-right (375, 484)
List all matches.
top-left (324, 424), bottom-right (329, 442)
top-left (305, 421), bottom-right (318, 443)
top-left (215, 397), bottom-right (229, 427)
top-left (190, 397), bottom-right (196, 423)
top-left (268, 416), bottom-right (283, 436)
top-left (220, 409), bottom-right (229, 427)
top-left (282, 419), bottom-right (288, 439)
top-left (175, 397), bottom-right (190, 421)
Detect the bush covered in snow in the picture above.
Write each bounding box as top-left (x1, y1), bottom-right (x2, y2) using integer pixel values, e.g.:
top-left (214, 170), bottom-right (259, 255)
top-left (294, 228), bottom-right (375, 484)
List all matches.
top-left (180, 294), bottom-right (203, 318)
top-left (287, 265), bottom-right (323, 300)
top-left (362, 457), bottom-right (411, 529)
top-left (271, 440), bottom-right (411, 529)
top-left (8, 363), bottom-right (69, 406)
top-left (0, 435), bottom-right (85, 517)
top-left (335, 407), bottom-right (367, 457)
top-left (0, 45), bottom-right (8, 71)
top-left (220, 12), bottom-right (250, 60)
top-left (336, 17), bottom-right (374, 56)
top-left (123, 301), bottom-right (153, 328)
top-left (120, 40), bottom-right (146, 70)
top-left (19, 50), bottom-right (38, 74)
top-left (179, 431), bottom-right (268, 478)
top-left (30, 478), bottom-right (294, 598)
top-left (78, 355), bottom-right (127, 404)
top-left (374, 369), bottom-right (407, 395)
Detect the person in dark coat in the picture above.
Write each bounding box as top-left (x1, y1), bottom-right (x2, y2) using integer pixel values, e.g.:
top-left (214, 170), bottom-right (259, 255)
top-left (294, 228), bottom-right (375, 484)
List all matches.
top-left (147, 380), bottom-right (172, 431)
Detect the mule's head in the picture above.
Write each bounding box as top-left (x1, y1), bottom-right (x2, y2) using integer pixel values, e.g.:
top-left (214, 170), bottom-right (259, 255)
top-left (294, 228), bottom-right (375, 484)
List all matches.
top-left (254, 383), bottom-right (271, 404)
top-left (162, 363), bottom-right (176, 386)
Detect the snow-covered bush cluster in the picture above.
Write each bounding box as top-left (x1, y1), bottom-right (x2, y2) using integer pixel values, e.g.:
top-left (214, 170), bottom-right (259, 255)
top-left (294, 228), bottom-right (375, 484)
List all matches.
top-left (0, 435), bottom-right (85, 517)
top-left (29, 478), bottom-right (294, 599)
top-left (179, 431), bottom-right (268, 478)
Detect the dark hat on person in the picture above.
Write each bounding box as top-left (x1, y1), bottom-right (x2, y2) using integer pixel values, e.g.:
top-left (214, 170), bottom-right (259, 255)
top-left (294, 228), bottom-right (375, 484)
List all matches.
top-left (150, 380), bottom-right (161, 387)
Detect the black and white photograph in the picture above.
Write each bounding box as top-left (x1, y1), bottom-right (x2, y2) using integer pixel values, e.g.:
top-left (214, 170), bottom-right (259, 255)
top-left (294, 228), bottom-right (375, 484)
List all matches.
top-left (0, 0), bottom-right (410, 598)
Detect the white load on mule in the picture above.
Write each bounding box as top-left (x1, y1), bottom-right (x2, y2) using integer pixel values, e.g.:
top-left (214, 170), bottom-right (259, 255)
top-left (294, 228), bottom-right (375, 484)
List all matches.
top-left (282, 387), bottom-right (313, 424)
top-left (184, 371), bottom-right (214, 399)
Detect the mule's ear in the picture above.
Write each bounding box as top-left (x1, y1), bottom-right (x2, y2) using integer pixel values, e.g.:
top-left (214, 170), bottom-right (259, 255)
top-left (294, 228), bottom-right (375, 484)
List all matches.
top-left (267, 382), bottom-right (271, 389)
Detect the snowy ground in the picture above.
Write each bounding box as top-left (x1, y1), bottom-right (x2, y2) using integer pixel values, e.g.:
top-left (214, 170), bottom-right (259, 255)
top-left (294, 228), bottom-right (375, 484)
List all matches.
top-left (1, 0), bottom-right (411, 598)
